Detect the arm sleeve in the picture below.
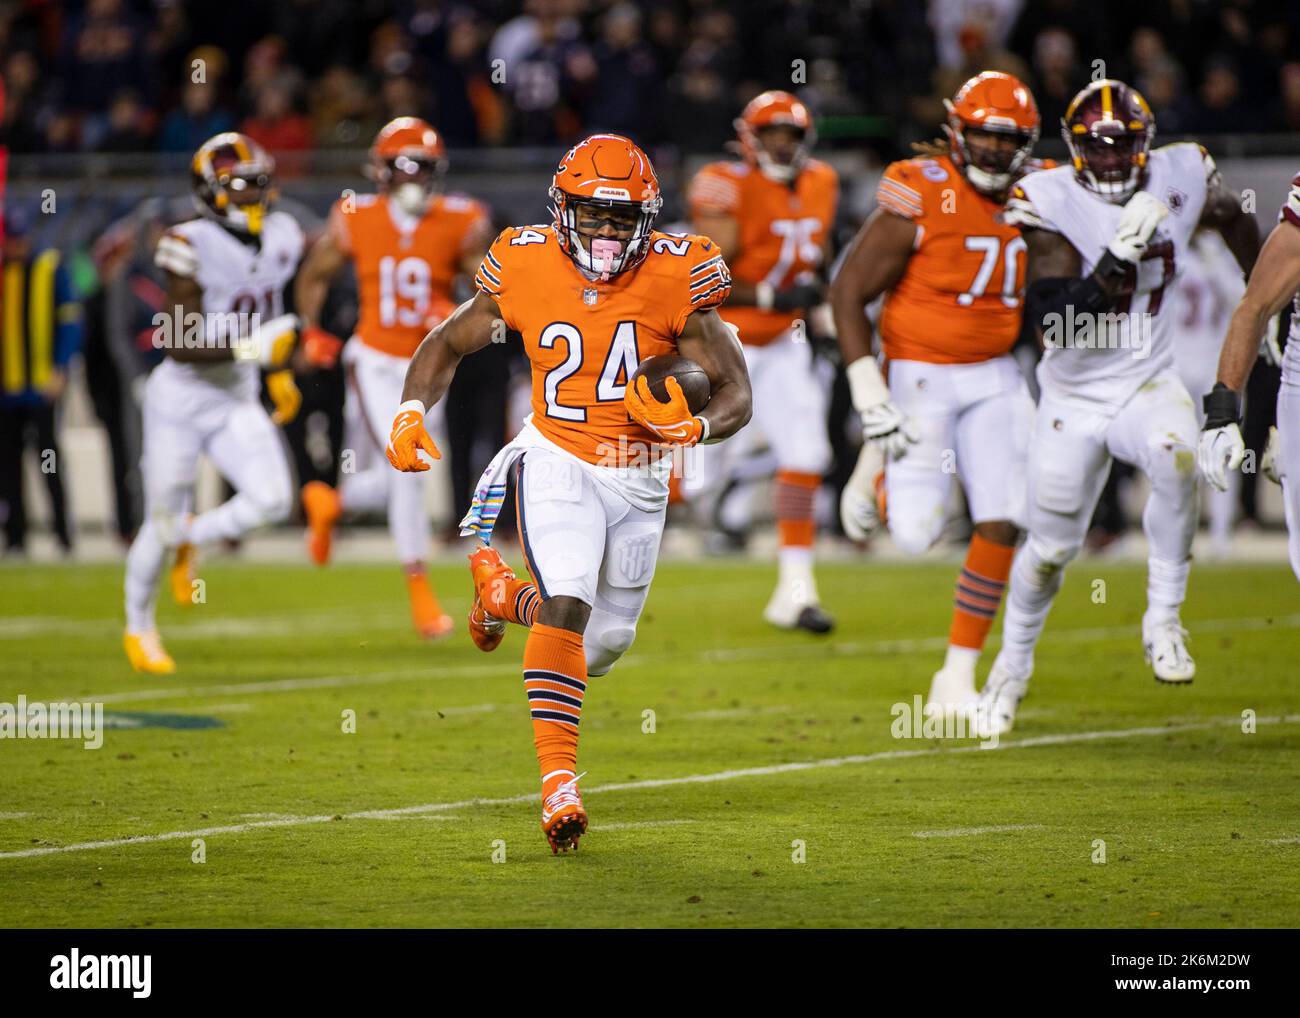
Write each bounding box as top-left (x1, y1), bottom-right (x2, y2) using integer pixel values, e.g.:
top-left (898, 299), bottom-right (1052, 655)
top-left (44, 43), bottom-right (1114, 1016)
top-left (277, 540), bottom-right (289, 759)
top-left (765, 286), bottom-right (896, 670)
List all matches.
top-left (473, 228), bottom-right (516, 328)
top-left (875, 162), bottom-right (925, 220)
top-left (1283, 172), bottom-right (1300, 229)
top-left (672, 239), bottom-right (733, 334)
top-left (688, 166), bottom-right (741, 218)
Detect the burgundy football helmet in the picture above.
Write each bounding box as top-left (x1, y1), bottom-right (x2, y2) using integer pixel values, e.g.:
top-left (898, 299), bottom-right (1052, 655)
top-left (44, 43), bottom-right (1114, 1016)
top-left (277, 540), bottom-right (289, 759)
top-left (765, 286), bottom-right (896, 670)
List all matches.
top-left (1061, 79), bottom-right (1155, 202)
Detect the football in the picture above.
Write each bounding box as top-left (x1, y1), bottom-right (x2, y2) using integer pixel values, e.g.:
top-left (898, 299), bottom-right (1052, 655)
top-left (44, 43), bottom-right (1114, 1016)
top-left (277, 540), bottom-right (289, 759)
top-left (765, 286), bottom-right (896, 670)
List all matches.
top-left (630, 354), bottom-right (711, 414)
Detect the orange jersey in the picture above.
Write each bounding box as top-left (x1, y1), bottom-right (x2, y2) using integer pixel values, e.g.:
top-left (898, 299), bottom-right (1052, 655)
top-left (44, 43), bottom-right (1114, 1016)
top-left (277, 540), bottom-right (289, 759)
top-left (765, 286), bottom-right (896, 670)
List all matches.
top-left (330, 192), bottom-right (489, 358)
top-left (689, 158), bottom-right (837, 346)
top-left (876, 154), bottom-right (1051, 364)
top-left (474, 225), bottom-right (731, 465)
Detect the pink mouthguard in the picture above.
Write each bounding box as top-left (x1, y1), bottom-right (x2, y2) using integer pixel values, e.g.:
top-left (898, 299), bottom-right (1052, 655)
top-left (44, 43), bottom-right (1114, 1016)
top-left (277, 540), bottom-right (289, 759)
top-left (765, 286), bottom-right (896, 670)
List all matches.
top-left (590, 238), bottom-right (622, 280)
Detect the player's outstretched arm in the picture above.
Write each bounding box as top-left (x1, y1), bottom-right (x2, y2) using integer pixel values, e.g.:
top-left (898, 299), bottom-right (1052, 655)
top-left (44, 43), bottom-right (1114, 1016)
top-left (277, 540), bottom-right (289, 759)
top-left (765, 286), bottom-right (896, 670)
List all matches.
top-left (675, 308), bottom-right (752, 443)
top-left (388, 291), bottom-right (502, 472)
top-left (828, 207), bottom-right (915, 366)
top-left (1215, 219), bottom-right (1300, 392)
top-left (1198, 219), bottom-right (1300, 491)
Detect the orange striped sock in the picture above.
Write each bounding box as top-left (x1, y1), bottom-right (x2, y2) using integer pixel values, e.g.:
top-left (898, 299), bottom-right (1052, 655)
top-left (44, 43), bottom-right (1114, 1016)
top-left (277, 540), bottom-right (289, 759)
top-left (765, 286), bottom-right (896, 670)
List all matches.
top-left (523, 623), bottom-right (587, 795)
top-left (949, 533), bottom-right (1016, 650)
top-left (482, 570), bottom-right (540, 627)
top-left (775, 470), bottom-right (820, 548)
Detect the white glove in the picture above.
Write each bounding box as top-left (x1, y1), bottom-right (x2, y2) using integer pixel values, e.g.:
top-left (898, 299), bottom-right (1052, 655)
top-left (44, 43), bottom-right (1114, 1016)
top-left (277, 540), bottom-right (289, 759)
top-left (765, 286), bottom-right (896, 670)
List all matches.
top-left (845, 356), bottom-right (918, 460)
top-left (1198, 423), bottom-right (1246, 492)
top-left (1262, 425), bottom-right (1283, 485)
top-left (234, 313), bottom-right (300, 368)
top-left (840, 441), bottom-right (885, 541)
top-left (1107, 191), bottom-right (1169, 264)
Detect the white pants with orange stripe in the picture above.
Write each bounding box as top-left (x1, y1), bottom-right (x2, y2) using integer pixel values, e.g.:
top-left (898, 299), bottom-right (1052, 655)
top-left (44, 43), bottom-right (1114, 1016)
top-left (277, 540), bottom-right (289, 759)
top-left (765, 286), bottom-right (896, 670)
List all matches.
top-left (340, 339), bottom-right (446, 564)
top-left (682, 326), bottom-right (832, 501)
top-left (514, 443), bottom-right (665, 676)
top-left (884, 355), bottom-right (1034, 555)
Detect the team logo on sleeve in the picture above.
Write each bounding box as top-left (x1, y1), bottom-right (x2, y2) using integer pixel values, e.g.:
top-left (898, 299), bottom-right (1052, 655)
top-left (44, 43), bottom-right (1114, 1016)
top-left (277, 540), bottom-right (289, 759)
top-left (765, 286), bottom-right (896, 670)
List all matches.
top-left (1165, 186), bottom-right (1187, 214)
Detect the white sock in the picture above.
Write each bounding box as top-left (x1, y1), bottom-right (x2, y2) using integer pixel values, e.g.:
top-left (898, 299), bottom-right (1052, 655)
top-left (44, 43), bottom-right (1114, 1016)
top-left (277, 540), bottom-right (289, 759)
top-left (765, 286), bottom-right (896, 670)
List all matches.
top-left (777, 546), bottom-right (818, 605)
top-left (999, 540), bottom-right (1066, 672)
top-left (942, 644), bottom-right (980, 676)
top-left (124, 520), bottom-right (166, 633)
top-left (1144, 556), bottom-right (1189, 631)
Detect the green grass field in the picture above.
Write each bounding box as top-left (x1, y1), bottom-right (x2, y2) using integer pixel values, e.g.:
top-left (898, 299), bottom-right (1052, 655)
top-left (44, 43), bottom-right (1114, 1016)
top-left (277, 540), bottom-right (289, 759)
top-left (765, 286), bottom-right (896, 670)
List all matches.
top-left (2, 555), bottom-right (1298, 928)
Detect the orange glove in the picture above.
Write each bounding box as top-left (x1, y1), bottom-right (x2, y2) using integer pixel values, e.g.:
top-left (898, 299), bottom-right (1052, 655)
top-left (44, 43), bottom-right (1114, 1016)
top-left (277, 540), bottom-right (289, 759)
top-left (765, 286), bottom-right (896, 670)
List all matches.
top-left (624, 375), bottom-right (704, 447)
top-left (301, 325), bottom-right (344, 369)
top-left (386, 400), bottom-right (441, 472)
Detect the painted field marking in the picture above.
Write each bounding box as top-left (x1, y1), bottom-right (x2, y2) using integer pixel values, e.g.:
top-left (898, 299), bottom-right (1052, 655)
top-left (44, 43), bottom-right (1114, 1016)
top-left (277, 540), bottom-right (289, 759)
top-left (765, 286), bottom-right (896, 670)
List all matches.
top-left (2, 713), bottom-right (1295, 862)
top-left (913, 824), bottom-right (1044, 839)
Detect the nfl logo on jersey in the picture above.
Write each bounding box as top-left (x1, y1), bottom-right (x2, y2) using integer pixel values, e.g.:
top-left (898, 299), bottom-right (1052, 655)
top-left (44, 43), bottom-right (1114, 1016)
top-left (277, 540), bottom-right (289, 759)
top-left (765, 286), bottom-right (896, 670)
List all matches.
top-left (583, 287), bottom-right (598, 306)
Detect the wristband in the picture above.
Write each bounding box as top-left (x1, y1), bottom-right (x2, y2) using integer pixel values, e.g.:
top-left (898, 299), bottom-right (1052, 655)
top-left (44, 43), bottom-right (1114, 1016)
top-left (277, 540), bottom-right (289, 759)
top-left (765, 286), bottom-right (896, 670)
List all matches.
top-left (1202, 382), bottom-right (1241, 429)
top-left (395, 398), bottom-right (427, 418)
top-left (756, 282), bottom-right (775, 312)
top-left (845, 356), bottom-right (890, 414)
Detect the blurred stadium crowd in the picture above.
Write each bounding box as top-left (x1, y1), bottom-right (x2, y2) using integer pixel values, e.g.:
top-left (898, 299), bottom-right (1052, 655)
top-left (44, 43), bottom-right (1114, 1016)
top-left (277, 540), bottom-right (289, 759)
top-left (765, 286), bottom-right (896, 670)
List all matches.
top-left (1, 0), bottom-right (1298, 162)
top-left (0, 0), bottom-right (1295, 559)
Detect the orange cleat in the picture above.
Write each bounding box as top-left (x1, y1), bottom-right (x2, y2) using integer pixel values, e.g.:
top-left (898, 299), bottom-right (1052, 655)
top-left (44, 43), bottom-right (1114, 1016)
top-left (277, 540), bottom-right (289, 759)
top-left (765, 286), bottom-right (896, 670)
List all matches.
top-left (170, 542), bottom-right (197, 606)
top-left (541, 772), bottom-right (588, 854)
top-left (468, 589), bottom-right (505, 652)
top-left (123, 629), bottom-right (176, 674)
top-left (406, 569), bottom-right (454, 640)
top-left (302, 481), bottom-right (342, 566)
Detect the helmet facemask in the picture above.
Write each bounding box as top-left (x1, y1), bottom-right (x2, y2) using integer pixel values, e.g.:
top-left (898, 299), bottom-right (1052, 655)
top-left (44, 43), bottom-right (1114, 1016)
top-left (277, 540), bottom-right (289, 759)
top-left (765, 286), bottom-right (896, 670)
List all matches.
top-left (376, 153), bottom-right (447, 216)
top-left (744, 123), bottom-right (812, 184)
top-left (201, 164), bottom-right (275, 236)
top-left (944, 104), bottom-right (1038, 196)
top-left (550, 189), bottom-right (661, 280)
top-left (1063, 126), bottom-right (1152, 203)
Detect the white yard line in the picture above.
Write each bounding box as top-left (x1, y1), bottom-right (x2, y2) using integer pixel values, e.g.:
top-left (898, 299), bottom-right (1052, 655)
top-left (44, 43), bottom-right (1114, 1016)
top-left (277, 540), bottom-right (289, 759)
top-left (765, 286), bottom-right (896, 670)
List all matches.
top-left (3, 713), bottom-right (1295, 862)
top-left (42, 612), bottom-right (1300, 708)
top-left (591, 820), bottom-right (699, 832)
top-left (913, 824), bottom-right (1044, 839)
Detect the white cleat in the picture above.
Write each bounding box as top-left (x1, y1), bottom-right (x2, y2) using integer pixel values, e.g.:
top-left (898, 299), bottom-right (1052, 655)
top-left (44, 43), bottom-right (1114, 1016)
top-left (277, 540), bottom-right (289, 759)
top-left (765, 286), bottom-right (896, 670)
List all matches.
top-left (1144, 622), bottom-right (1195, 684)
top-left (973, 655), bottom-right (1031, 738)
top-left (925, 663), bottom-right (979, 717)
top-left (763, 584), bottom-right (834, 634)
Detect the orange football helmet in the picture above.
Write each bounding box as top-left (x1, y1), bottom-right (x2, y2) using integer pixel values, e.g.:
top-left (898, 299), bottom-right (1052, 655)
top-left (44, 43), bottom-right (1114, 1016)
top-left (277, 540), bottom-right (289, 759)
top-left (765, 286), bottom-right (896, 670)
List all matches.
top-left (943, 71), bottom-right (1040, 194)
top-left (192, 132), bottom-right (277, 236)
top-left (367, 117), bottom-right (448, 215)
top-left (735, 90), bottom-right (815, 183)
top-left (549, 133), bottom-right (662, 279)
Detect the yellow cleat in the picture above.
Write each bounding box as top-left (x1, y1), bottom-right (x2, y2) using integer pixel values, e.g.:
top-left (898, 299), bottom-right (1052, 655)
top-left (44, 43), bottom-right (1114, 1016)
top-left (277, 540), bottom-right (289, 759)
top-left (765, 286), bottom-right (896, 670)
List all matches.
top-left (123, 630), bottom-right (176, 674)
top-left (170, 542), bottom-right (197, 606)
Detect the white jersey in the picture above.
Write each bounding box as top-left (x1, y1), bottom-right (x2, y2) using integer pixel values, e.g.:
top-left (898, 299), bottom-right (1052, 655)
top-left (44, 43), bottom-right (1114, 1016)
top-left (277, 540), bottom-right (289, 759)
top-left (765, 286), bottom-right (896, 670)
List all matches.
top-left (1281, 170), bottom-right (1300, 389)
top-left (152, 211), bottom-right (304, 399)
top-left (1008, 143), bottom-right (1213, 408)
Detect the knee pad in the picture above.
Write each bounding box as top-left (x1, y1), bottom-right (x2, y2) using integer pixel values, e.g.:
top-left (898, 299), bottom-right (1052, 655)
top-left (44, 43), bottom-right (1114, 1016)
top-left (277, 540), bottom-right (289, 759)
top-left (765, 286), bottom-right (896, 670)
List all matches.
top-left (1024, 535), bottom-right (1078, 576)
top-left (889, 516), bottom-right (943, 557)
top-left (585, 622), bottom-right (636, 677)
top-left (249, 483), bottom-right (293, 526)
top-left (1145, 438), bottom-right (1198, 492)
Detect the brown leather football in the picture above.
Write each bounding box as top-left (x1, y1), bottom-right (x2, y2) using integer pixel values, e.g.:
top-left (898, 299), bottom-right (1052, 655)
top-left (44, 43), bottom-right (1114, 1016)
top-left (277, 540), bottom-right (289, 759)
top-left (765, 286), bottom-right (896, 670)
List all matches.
top-left (630, 354), bottom-right (711, 414)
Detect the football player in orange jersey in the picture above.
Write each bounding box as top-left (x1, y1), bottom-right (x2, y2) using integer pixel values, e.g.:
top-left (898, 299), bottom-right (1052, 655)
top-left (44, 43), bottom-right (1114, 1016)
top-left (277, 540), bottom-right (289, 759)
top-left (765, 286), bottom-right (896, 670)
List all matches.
top-left (387, 134), bottom-right (752, 853)
top-left (830, 71), bottom-right (1045, 712)
top-left (294, 118), bottom-right (492, 639)
top-left (686, 90), bottom-right (840, 634)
